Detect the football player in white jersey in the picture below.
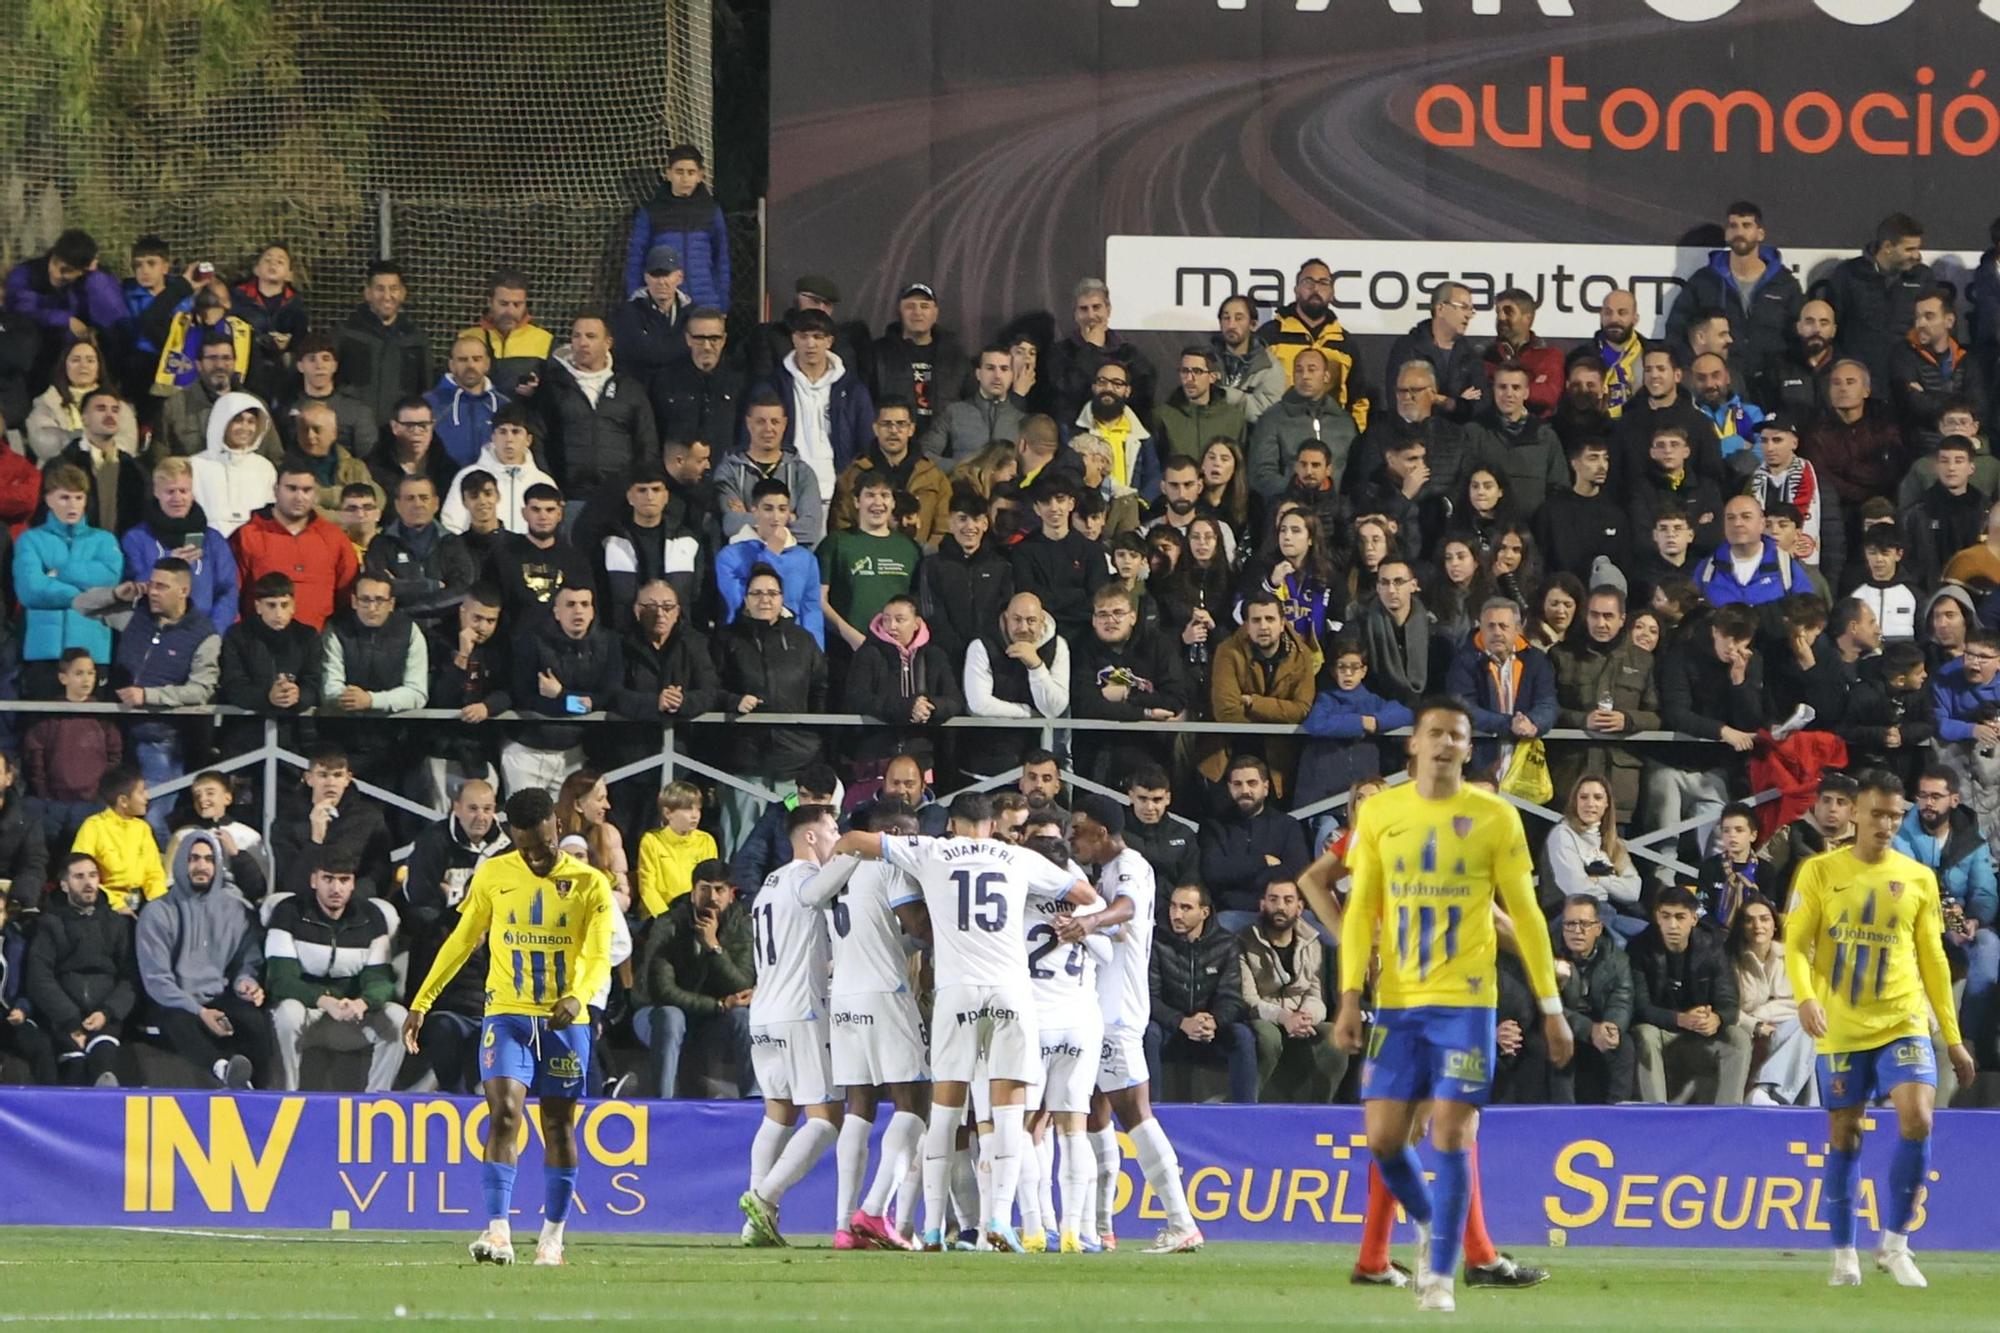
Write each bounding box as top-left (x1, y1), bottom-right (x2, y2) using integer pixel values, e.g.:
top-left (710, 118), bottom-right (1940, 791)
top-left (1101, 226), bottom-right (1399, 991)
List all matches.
top-left (738, 805), bottom-right (844, 1247)
top-left (800, 800), bottom-right (932, 1252)
top-left (833, 791), bottom-right (1097, 1253)
top-left (1020, 833), bottom-right (1111, 1253)
top-left (1068, 796), bottom-right (1205, 1254)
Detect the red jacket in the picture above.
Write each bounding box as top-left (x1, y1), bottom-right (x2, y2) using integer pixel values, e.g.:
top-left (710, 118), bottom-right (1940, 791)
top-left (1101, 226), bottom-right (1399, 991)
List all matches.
top-left (229, 508), bottom-right (358, 630)
top-left (0, 438), bottom-right (39, 536)
top-left (1748, 730), bottom-right (1848, 840)
top-left (1485, 337), bottom-right (1565, 419)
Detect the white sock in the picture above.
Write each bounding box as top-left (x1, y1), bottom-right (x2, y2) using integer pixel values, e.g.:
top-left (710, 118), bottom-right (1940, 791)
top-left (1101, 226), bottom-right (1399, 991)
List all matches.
top-left (835, 1115), bottom-right (873, 1230)
top-left (863, 1111), bottom-right (924, 1216)
top-left (749, 1115), bottom-right (794, 1195)
top-left (760, 1117), bottom-right (836, 1204)
top-left (989, 1105), bottom-right (1026, 1229)
top-left (896, 1157), bottom-right (921, 1232)
top-left (1060, 1131), bottom-right (1093, 1236)
top-left (1092, 1127), bottom-right (1122, 1232)
top-left (1129, 1117), bottom-right (1193, 1230)
top-left (922, 1104), bottom-right (961, 1237)
top-left (538, 1219), bottom-right (565, 1245)
top-left (1036, 1134), bottom-right (1056, 1229)
top-left (950, 1141), bottom-right (980, 1233)
top-left (975, 1130), bottom-right (994, 1231)
top-left (1018, 1129), bottom-right (1046, 1235)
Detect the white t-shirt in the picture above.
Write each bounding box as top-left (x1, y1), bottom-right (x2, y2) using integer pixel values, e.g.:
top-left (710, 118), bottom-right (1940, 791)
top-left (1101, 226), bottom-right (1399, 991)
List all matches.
top-left (1094, 848), bottom-right (1157, 1030)
top-left (882, 835), bottom-right (1079, 989)
top-left (803, 854), bottom-right (917, 997)
top-left (749, 859), bottom-right (832, 1024)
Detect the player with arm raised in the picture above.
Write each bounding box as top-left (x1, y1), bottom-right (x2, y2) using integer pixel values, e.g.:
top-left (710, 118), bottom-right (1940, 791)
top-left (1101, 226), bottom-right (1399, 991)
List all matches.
top-left (1331, 697), bottom-right (1572, 1313)
top-left (1067, 795), bottom-right (1206, 1255)
top-left (401, 787), bottom-right (616, 1268)
top-left (800, 799), bottom-right (933, 1252)
top-left (833, 790), bottom-right (1098, 1253)
top-left (1020, 832), bottom-right (1110, 1253)
top-left (1784, 769), bottom-right (1975, 1289)
top-left (738, 804), bottom-right (845, 1247)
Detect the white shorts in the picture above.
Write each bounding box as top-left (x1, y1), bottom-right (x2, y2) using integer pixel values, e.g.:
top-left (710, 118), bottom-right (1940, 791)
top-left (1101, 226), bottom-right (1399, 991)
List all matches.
top-left (1031, 1021), bottom-right (1104, 1115)
top-left (830, 989), bottom-right (929, 1087)
top-left (931, 983), bottom-right (1039, 1085)
top-left (1096, 1024), bottom-right (1149, 1093)
top-left (750, 1018), bottom-right (835, 1106)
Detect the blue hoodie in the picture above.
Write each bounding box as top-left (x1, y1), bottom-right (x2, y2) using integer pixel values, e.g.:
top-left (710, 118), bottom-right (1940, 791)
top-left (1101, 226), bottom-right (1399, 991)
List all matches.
top-left (715, 534), bottom-right (825, 647)
top-left (1929, 654), bottom-right (2000, 742)
top-left (424, 374), bottom-right (507, 469)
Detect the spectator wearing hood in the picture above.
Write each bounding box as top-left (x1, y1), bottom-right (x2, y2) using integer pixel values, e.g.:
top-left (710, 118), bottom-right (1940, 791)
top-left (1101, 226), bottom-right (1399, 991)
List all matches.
top-left (595, 463), bottom-right (707, 627)
top-left (25, 851), bottom-right (138, 1085)
top-left (334, 261), bottom-right (430, 430)
top-left (1382, 282), bottom-right (1485, 423)
top-left (426, 337), bottom-right (507, 469)
top-left (610, 245), bottom-right (694, 383)
top-left (623, 145), bottom-right (732, 310)
top-left (15, 463), bottom-right (123, 671)
top-left (1247, 348), bottom-right (1359, 499)
top-left (155, 314), bottom-right (250, 461)
top-left (715, 477), bottom-right (824, 644)
top-left (229, 458), bottom-right (359, 631)
top-left (506, 584), bottom-right (623, 797)
top-left (438, 404), bottom-right (557, 537)
top-left (1666, 206), bottom-right (1805, 384)
top-left (400, 780), bottom-right (509, 1092)
top-left (121, 456), bottom-right (240, 632)
top-left (269, 747), bottom-right (393, 903)
top-left (829, 398), bottom-right (952, 547)
top-left (519, 313), bottom-right (658, 513)
top-left (135, 828), bottom-right (271, 1088)
top-left (751, 306), bottom-right (874, 507)
top-left (867, 283), bottom-right (971, 434)
top-left (715, 390), bottom-right (827, 546)
top-left (265, 850), bottom-right (405, 1092)
top-left (842, 593), bottom-right (963, 773)
top-left (455, 269), bottom-right (552, 399)
top-left (921, 342), bottom-right (1027, 471)
top-left (189, 391), bottom-right (279, 537)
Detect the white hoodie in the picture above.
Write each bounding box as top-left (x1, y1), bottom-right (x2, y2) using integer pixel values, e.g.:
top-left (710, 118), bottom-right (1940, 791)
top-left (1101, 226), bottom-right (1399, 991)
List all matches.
top-left (440, 443), bottom-right (558, 536)
top-left (189, 391), bottom-right (278, 536)
top-left (782, 349), bottom-right (840, 502)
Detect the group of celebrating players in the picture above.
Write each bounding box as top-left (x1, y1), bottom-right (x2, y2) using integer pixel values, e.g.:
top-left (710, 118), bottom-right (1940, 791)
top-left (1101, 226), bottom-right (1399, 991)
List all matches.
top-left (398, 695), bottom-right (1971, 1311)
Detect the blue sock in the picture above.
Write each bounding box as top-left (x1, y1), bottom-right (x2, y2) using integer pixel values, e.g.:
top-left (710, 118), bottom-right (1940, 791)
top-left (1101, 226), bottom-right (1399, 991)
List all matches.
top-left (1372, 1147), bottom-right (1433, 1227)
top-left (545, 1166), bottom-right (580, 1224)
top-left (1885, 1136), bottom-right (1930, 1235)
top-left (481, 1161), bottom-right (518, 1224)
top-left (1823, 1146), bottom-right (1860, 1248)
top-left (1428, 1148), bottom-right (1470, 1278)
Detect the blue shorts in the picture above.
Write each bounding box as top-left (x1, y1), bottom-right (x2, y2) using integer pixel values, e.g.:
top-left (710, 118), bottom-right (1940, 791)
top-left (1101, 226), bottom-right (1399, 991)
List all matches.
top-left (1360, 1005), bottom-right (1496, 1107)
top-left (481, 1013), bottom-right (592, 1099)
top-left (1817, 1038), bottom-right (1936, 1110)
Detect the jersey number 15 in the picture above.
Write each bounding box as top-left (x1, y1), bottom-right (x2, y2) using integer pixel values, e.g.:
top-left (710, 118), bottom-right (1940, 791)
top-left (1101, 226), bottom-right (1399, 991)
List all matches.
top-left (953, 870), bottom-right (1008, 933)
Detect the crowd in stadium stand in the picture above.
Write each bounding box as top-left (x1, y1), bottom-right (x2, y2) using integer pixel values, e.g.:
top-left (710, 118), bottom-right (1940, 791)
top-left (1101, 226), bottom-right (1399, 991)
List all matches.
top-left (0, 176), bottom-right (1996, 1108)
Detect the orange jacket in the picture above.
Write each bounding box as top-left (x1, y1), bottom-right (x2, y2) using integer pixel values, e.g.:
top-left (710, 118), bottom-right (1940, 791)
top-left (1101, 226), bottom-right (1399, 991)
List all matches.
top-left (229, 508), bottom-right (359, 630)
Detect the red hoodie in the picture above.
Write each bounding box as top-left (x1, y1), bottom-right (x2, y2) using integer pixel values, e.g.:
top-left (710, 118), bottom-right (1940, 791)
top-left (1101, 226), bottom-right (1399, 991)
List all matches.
top-left (228, 507), bottom-right (358, 629)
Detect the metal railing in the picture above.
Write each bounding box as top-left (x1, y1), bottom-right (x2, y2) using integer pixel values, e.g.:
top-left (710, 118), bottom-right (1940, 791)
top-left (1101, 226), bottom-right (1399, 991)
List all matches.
top-left (0, 700), bottom-right (1748, 878)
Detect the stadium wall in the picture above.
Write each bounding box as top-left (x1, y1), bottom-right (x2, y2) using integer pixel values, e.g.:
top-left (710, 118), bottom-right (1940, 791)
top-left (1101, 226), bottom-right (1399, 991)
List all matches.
top-left (5, 1090), bottom-right (1999, 1248)
top-left (768, 0), bottom-right (1999, 346)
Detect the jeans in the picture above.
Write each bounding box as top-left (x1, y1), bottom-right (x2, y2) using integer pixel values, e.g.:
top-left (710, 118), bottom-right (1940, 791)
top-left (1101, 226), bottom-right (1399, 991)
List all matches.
top-left (419, 1010), bottom-right (482, 1094)
top-left (1948, 926), bottom-right (2000, 1068)
top-left (134, 734), bottom-right (183, 843)
top-left (1144, 1018), bottom-right (1260, 1103)
top-left (633, 1003), bottom-right (755, 1098)
top-left (1640, 763), bottom-right (1731, 885)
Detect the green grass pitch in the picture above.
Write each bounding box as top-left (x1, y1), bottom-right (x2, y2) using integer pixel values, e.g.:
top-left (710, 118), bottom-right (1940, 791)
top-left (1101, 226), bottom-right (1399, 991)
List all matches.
top-left (3, 1228), bottom-right (1997, 1329)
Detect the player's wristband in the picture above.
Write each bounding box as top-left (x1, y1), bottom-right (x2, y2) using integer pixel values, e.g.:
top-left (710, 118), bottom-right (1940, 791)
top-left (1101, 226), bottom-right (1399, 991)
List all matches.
top-left (1537, 996), bottom-right (1563, 1017)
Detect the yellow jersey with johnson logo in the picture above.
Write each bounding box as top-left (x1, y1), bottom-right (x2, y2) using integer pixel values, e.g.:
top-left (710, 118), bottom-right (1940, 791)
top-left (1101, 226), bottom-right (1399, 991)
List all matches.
top-left (410, 849), bottom-right (615, 1018)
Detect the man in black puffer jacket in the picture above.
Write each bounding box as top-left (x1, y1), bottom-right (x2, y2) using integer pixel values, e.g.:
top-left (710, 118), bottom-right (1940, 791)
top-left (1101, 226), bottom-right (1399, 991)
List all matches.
top-left (505, 584), bottom-right (623, 797)
top-left (0, 753), bottom-right (52, 912)
top-left (1628, 886), bottom-right (1751, 1104)
top-left (1145, 883), bottom-right (1257, 1102)
top-left (25, 853), bottom-right (138, 1084)
top-left (520, 314), bottom-right (658, 515)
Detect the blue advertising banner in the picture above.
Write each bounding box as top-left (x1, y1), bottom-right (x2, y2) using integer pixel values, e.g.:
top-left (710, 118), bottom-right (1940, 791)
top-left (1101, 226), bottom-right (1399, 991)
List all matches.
top-left (3, 1091), bottom-right (1996, 1249)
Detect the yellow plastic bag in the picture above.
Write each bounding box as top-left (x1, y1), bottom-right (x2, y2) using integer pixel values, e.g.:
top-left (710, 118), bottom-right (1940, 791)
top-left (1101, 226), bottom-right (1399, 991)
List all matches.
top-left (1497, 738), bottom-right (1554, 805)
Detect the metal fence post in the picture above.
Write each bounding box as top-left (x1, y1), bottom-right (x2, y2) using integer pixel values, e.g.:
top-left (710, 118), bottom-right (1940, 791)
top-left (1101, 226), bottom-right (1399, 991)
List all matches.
top-left (261, 718), bottom-right (279, 853)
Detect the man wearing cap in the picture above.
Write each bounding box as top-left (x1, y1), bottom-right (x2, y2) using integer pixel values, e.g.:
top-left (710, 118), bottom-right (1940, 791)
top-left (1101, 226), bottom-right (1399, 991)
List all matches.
top-left (867, 282), bottom-right (969, 434)
top-left (1693, 494), bottom-right (1806, 609)
top-left (754, 307), bottom-right (873, 509)
top-left (1747, 413), bottom-right (1840, 574)
top-left (751, 274), bottom-right (868, 381)
top-left (610, 242), bottom-right (695, 383)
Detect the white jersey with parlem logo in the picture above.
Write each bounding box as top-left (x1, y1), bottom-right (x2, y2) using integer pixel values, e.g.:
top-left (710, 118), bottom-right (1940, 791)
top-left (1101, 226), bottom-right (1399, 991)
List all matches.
top-left (749, 859), bottom-right (831, 1025)
top-left (882, 835), bottom-right (1078, 989)
top-left (1027, 876), bottom-right (1106, 1030)
top-left (1094, 847), bottom-right (1157, 1030)
top-left (827, 859), bottom-right (917, 997)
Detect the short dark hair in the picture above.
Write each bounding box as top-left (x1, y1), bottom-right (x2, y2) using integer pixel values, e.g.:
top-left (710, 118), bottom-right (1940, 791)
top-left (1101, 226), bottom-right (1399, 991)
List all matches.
top-left (1126, 765), bottom-right (1171, 793)
top-left (250, 572), bottom-right (295, 600)
top-left (868, 799), bottom-right (920, 836)
top-left (1874, 212), bottom-right (1923, 248)
top-left (1023, 748), bottom-right (1060, 770)
top-left (1710, 605), bottom-right (1759, 642)
top-left (1170, 883), bottom-right (1213, 910)
top-left (948, 486), bottom-right (986, 518)
top-left (340, 482), bottom-right (377, 503)
top-left (151, 556), bottom-right (194, 581)
top-left (1937, 434), bottom-right (1976, 458)
top-left (491, 402), bottom-right (540, 439)
top-left (505, 787), bottom-right (554, 830)
top-left (1718, 801), bottom-right (1758, 829)
top-left (459, 469), bottom-right (498, 499)
top-left (1295, 438), bottom-right (1334, 465)
top-left (275, 454), bottom-right (319, 484)
top-left (1654, 885), bottom-right (1700, 914)
top-left (100, 765), bottom-right (144, 804)
top-left (1412, 694), bottom-right (1474, 733)
top-left (488, 267), bottom-right (530, 295)
top-left (1829, 597), bottom-right (1871, 642)
top-left (948, 791), bottom-right (994, 825)
top-left (1225, 754), bottom-right (1271, 784)
top-left (1725, 199), bottom-right (1763, 222)
top-left (692, 858), bottom-right (732, 885)
top-left (786, 802), bottom-right (836, 835)
top-left (365, 259), bottom-right (405, 282)
top-left (465, 582), bottom-right (503, 610)
top-left (666, 143), bottom-right (706, 168)
top-left (787, 306), bottom-right (836, 337)
top-left (749, 477), bottom-right (792, 504)
top-left (51, 229), bottom-right (97, 269)
top-left (1071, 793), bottom-right (1126, 837)
top-left (314, 848), bottom-right (361, 878)
top-left (293, 331), bottom-right (337, 361)
top-left (797, 763), bottom-right (839, 802)
top-left (1880, 641), bottom-right (1926, 678)
top-left (131, 234), bottom-right (171, 260)
top-left (874, 396), bottom-right (915, 420)
top-left (1854, 768), bottom-right (1906, 801)
top-left (1918, 763), bottom-right (1960, 795)
top-left (522, 482), bottom-right (564, 506)
top-left (744, 386), bottom-right (787, 415)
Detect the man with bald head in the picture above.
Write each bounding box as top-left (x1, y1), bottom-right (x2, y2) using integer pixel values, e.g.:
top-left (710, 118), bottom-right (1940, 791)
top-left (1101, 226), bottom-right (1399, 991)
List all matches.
top-left (1689, 351), bottom-right (1765, 468)
top-left (426, 334), bottom-right (505, 469)
top-left (963, 591), bottom-right (1071, 777)
top-left (1595, 288), bottom-right (1644, 419)
top-left (1760, 299), bottom-right (1841, 423)
top-left (294, 399), bottom-right (380, 524)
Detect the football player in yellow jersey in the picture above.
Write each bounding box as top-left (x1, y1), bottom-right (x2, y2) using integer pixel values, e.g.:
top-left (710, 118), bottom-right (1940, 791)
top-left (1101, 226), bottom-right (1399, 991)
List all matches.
top-left (403, 787), bottom-right (616, 1268)
top-left (1332, 698), bottom-right (1571, 1313)
top-left (1783, 771), bottom-right (1974, 1290)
